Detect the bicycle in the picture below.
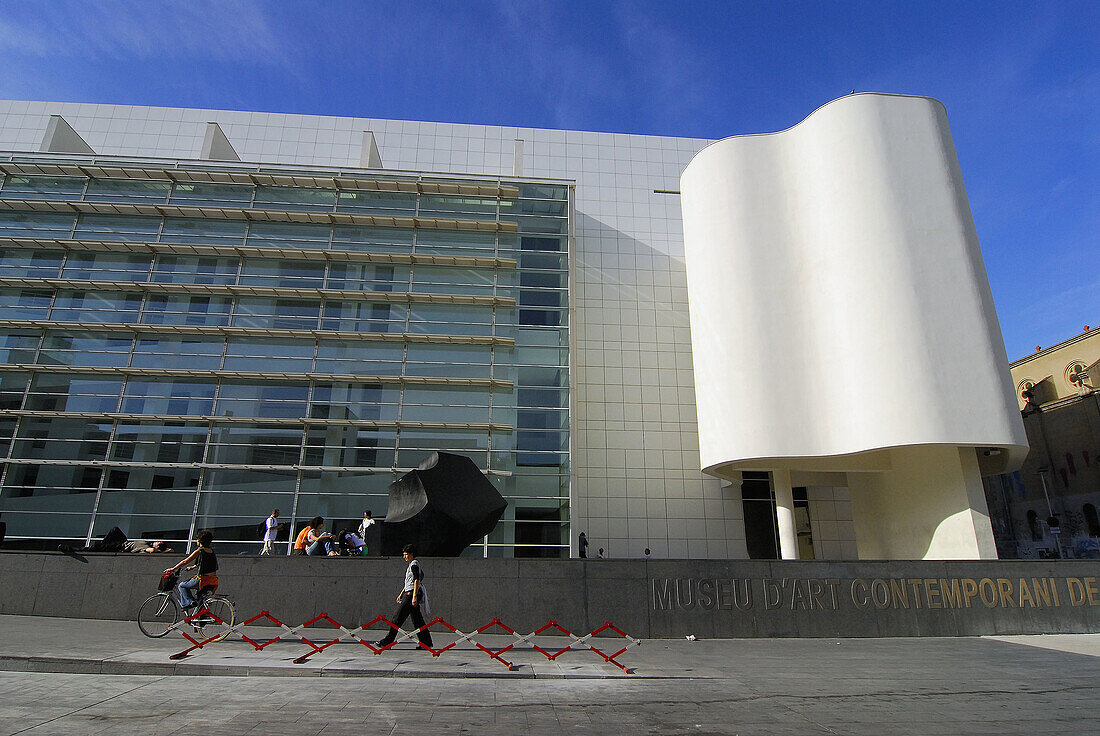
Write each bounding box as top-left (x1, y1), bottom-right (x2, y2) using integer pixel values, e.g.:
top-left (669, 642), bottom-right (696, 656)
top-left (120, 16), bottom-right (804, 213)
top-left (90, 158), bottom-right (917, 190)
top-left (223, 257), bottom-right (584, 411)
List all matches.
top-left (137, 572), bottom-right (236, 641)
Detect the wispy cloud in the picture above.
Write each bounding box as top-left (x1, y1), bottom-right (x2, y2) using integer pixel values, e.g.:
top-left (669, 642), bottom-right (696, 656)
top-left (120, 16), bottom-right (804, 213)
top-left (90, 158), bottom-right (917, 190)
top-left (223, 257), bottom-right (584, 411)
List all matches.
top-left (0, 0), bottom-right (291, 67)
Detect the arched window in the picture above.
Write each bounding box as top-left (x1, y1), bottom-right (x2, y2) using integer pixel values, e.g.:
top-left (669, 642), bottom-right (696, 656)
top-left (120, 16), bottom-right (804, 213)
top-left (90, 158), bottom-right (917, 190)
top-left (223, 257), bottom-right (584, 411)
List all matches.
top-left (1066, 362), bottom-right (1087, 387)
top-left (1027, 510), bottom-right (1041, 541)
top-left (1018, 379), bottom-right (1035, 403)
top-left (1084, 504), bottom-right (1100, 538)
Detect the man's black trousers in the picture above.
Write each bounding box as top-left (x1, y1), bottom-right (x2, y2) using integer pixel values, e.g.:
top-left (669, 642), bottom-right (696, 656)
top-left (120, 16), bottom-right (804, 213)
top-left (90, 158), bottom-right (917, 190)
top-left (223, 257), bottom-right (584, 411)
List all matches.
top-left (378, 591), bottom-right (433, 647)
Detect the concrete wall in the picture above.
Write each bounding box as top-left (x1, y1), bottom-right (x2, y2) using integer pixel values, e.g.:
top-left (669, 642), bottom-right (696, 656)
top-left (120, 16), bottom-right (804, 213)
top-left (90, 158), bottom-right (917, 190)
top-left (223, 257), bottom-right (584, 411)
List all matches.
top-left (2, 552), bottom-right (1098, 638)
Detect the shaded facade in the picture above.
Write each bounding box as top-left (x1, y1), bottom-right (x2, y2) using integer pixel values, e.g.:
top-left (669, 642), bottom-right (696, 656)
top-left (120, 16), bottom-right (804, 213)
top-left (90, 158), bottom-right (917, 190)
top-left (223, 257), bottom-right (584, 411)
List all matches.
top-left (985, 328), bottom-right (1100, 558)
top-left (0, 152), bottom-right (571, 555)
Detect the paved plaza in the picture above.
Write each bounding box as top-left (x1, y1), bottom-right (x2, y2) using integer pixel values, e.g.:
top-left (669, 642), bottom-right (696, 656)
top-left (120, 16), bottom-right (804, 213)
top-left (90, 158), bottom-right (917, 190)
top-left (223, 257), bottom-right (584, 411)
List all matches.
top-left (1, 614), bottom-right (1098, 735)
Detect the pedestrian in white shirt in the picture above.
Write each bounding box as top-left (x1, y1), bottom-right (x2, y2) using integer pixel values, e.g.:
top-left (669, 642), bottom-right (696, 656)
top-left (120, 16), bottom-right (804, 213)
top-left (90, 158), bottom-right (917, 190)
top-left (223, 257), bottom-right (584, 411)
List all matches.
top-left (260, 509), bottom-right (279, 556)
top-left (357, 510), bottom-right (376, 556)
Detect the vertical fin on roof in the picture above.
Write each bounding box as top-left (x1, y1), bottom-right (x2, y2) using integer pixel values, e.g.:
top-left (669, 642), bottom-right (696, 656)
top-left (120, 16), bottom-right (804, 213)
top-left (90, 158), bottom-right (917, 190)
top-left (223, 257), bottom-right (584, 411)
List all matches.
top-left (513, 138), bottom-right (524, 176)
top-left (200, 122), bottom-right (241, 161)
top-left (360, 130), bottom-right (383, 168)
top-left (40, 115), bottom-right (96, 154)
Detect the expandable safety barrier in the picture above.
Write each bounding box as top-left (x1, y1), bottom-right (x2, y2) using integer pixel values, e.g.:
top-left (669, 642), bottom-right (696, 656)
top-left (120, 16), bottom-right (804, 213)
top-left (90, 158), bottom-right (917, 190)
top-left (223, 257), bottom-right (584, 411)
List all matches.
top-left (168, 608), bottom-right (641, 673)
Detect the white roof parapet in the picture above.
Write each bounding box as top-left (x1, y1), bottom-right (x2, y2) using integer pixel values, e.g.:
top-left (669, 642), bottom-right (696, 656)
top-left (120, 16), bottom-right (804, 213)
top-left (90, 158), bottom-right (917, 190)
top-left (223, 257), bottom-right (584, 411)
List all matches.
top-left (360, 131), bottom-right (383, 169)
top-left (40, 115), bottom-right (96, 155)
top-left (200, 122), bottom-right (241, 162)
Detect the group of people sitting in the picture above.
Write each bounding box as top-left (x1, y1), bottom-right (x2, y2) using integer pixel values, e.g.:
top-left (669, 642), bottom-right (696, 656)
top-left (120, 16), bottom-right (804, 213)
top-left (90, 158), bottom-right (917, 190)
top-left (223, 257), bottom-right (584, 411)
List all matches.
top-left (291, 512), bottom-right (375, 556)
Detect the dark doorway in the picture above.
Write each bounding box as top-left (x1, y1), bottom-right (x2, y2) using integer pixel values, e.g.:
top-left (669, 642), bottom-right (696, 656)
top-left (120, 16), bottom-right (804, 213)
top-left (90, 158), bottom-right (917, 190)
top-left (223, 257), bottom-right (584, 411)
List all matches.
top-left (741, 471), bottom-right (779, 559)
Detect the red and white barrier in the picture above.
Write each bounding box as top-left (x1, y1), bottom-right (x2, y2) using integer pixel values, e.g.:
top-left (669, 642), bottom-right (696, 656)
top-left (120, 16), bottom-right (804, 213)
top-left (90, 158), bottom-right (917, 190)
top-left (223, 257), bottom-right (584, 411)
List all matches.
top-left (168, 608), bottom-right (641, 673)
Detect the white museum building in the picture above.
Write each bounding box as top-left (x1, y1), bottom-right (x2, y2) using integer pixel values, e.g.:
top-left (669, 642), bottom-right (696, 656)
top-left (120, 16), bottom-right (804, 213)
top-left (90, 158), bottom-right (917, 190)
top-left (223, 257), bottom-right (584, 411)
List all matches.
top-left (0, 93), bottom-right (1026, 559)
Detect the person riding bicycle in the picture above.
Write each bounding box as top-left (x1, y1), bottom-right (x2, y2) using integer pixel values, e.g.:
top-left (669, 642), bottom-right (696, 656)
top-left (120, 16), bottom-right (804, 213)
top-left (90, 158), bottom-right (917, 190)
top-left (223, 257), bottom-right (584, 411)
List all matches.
top-left (163, 529), bottom-right (218, 612)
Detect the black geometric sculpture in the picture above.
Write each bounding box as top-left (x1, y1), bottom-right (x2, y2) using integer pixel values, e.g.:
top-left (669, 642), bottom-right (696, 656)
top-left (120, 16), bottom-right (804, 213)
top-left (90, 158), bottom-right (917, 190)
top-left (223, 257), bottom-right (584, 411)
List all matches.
top-left (381, 452), bottom-right (508, 557)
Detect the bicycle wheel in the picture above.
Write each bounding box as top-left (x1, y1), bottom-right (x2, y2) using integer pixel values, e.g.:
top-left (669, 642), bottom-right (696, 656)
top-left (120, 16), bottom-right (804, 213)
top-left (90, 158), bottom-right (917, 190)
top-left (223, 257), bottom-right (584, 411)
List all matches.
top-left (194, 596), bottom-right (235, 641)
top-left (137, 593), bottom-right (179, 638)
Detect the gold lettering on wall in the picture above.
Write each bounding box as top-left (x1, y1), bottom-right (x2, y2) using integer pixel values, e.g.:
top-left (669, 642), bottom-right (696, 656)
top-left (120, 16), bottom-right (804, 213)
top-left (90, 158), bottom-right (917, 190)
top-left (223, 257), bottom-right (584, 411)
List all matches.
top-left (649, 575), bottom-right (1100, 613)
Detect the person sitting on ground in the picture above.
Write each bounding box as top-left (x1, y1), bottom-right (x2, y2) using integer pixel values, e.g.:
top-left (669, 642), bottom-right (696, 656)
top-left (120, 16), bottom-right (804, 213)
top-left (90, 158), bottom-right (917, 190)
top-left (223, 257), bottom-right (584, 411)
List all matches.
top-left (293, 519), bottom-right (313, 555)
top-left (164, 529), bottom-right (218, 612)
top-left (337, 528), bottom-right (366, 556)
top-left (305, 517), bottom-right (338, 556)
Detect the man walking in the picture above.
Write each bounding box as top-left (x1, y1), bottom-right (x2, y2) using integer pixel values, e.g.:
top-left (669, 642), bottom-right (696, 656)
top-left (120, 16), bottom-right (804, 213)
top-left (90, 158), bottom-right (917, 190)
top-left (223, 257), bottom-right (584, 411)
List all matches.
top-left (260, 509), bottom-right (279, 556)
top-left (374, 544), bottom-right (434, 651)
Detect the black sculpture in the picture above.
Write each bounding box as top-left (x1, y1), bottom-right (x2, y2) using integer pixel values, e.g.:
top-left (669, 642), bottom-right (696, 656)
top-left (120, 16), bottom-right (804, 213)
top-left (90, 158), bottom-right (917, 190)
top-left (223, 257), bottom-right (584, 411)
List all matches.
top-left (381, 452), bottom-right (507, 556)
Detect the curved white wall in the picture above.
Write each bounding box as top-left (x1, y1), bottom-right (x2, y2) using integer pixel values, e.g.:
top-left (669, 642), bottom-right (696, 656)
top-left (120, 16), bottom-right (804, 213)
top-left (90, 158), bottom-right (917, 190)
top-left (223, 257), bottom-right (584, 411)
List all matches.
top-left (680, 93), bottom-right (1027, 476)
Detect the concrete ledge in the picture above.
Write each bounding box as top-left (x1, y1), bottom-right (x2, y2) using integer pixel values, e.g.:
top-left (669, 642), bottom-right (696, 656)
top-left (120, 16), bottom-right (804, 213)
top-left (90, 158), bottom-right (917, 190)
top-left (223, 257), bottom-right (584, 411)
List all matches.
top-left (2, 551), bottom-right (1098, 637)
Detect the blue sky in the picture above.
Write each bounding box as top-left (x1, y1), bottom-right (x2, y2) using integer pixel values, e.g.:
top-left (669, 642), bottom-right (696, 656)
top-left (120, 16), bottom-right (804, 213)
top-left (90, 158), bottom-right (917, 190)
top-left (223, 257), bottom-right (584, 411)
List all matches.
top-left (0, 0), bottom-right (1095, 360)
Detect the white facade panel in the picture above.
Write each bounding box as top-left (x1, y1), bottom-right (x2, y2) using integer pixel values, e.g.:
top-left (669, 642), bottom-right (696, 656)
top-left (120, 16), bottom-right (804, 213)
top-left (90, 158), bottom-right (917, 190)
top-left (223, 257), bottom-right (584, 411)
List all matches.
top-left (680, 93), bottom-right (1028, 474)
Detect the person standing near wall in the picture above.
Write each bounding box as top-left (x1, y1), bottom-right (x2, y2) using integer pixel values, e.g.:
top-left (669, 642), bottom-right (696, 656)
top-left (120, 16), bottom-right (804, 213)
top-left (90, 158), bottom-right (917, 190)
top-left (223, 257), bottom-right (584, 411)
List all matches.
top-left (260, 509), bottom-right (279, 556)
top-left (357, 510), bottom-right (375, 556)
top-left (578, 531), bottom-right (589, 558)
top-left (374, 543), bottom-right (434, 650)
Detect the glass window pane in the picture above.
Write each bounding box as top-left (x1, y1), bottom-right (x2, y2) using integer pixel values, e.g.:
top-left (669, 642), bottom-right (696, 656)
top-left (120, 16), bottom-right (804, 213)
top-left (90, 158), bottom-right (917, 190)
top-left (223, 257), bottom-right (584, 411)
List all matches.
top-left (131, 336), bottom-right (224, 370)
top-left (140, 294), bottom-right (232, 327)
top-left (215, 381), bottom-right (309, 418)
top-left (121, 379), bottom-right (216, 415)
top-left (62, 252), bottom-right (151, 282)
top-left (397, 428), bottom-right (488, 466)
top-left (0, 289), bottom-right (52, 319)
top-left (39, 331), bottom-right (132, 368)
top-left (223, 338), bottom-right (314, 372)
top-left (0, 332), bottom-right (40, 364)
top-left (336, 190), bottom-right (417, 215)
top-left (327, 263), bottom-right (408, 291)
top-left (415, 228), bottom-right (496, 257)
top-left (151, 255), bottom-right (238, 285)
top-left (331, 225), bottom-right (414, 254)
top-left (303, 426), bottom-right (396, 468)
top-left (85, 178), bottom-right (171, 203)
top-left (315, 341), bottom-right (403, 376)
top-left (239, 258), bottom-right (325, 288)
top-left (0, 175), bottom-right (85, 199)
top-left (247, 221), bottom-right (330, 249)
top-left (208, 424), bottom-right (302, 465)
top-left (110, 422), bottom-right (208, 464)
top-left (309, 381), bottom-right (399, 421)
top-left (254, 186), bottom-right (335, 210)
top-left (411, 266), bottom-right (494, 296)
top-left (170, 182), bottom-right (253, 206)
top-left (0, 249), bottom-right (63, 278)
top-left (160, 217), bottom-right (247, 245)
top-left (11, 418), bottom-right (112, 461)
top-left (50, 290), bottom-right (142, 323)
top-left (232, 298), bottom-right (320, 330)
top-left (320, 301), bottom-right (405, 333)
top-left (0, 212), bottom-right (75, 237)
top-left (73, 214), bottom-right (160, 242)
top-left (1, 464), bottom-right (102, 504)
top-left (25, 374), bottom-right (122, 412)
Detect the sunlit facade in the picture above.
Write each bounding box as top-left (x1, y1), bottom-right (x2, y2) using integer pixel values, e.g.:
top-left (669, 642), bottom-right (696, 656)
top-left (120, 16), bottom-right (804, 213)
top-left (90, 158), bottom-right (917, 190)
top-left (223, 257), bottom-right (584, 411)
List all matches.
top-left (0, 95), bottom-right (1020, 561)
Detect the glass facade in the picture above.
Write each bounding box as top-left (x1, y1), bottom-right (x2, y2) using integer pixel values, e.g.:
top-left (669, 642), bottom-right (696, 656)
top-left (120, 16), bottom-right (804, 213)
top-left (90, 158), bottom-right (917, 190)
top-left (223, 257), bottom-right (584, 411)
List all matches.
top-left (0, 157), bottom-right (572, 556)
